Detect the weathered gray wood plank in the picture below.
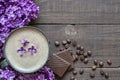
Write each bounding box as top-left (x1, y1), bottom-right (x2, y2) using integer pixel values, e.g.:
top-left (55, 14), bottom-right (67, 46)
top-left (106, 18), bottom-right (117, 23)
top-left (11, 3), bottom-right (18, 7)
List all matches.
top-left (32, 0), bottom-right (120, 24)
top-left (33, 25), bottom-right (120, 68)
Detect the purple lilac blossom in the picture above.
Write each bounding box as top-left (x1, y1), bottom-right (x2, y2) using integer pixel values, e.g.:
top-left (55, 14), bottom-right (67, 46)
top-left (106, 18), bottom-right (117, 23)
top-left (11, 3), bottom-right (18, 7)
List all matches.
top-left (21, 39), bottom-right (29, 47)
top-left (0, 66), bottom-right (55, 80)
top-left (0, 0), bottom-right (39, 58)
top-left (17, 47), bottom-right (26, 55)
top-left (28, 45), bottom-right (37, 54)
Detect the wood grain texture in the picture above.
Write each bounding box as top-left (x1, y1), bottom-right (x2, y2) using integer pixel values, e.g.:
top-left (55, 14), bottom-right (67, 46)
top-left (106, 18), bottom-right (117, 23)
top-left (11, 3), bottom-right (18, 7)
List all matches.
top-left (32, 0), bottom-right (120, 24)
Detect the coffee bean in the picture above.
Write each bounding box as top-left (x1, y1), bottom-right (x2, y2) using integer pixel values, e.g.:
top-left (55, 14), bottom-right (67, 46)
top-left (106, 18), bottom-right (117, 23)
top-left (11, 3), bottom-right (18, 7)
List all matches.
top-left (94, 60), bottom-right (98, 65)
top-left (105, 73), bottom-right (109, 79)
top-left (80, 46), bottom-right (84, 51)
top-left (84, 52), bottom-right (88, 58)
top-left (72, 55), bottom-right (78, 62)
top-left (84, 58), bottom-right (88, 64)
top-left (76, 45), bottom-right (81, 50)
top-left (67, 39), bottom-right (71, 44)
top-left (62, 40), bottom-right (67, 45)
top-left (92, 66), bottom-right (97, 71)
top-left (99, 62), bottom-right (104, 68)
top-left (76, 50), bottom-right (81, 55)
top-left (59, 48), bottom-right (64, 51)
top-left (107, 59), bottom-right (112, 65)
top-left (64, 44), bottom-right (69, 49)
top-left (72, 40), bottom-right (77, 47)
top-left (80, 55), bottom-right (85, 61)
top-left (55, 41), bottom-right (60, 47)
top-left (90, 72), bottom-right (95, 78)
top-left (73, 70), bottom-right (77, 75)
top-left (87, 50), bottom-right (92, 56)
top-left (74, 79), bottom-right (77, 80)
top-left (75, 55), bottom-right (79, 61)
top-left (70, 76), bottom-right (75, 80)
top-left (79, 69), bottom-right (84, 74)
top-left (100, 69), bottom-right (105, 75)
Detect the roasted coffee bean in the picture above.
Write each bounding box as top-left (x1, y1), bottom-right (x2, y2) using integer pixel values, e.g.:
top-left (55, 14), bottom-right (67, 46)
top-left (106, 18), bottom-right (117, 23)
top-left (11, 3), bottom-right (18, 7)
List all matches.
top-left (99, 62), bottom-right (104, 67)
top-left (80, 55), bottom-right (85, 61)
top-left (64, 44), bottom-right (69, 49)
top-left (73, 70), bottom-right (77, 75)
top-left (70, 76), bottom-right (75, 80)
top-left (55, 41), bottom-right (60, 47)
top-left (84, 58), bottom-right (88, 64)
top-left (72, 40), bottom-right (77, 47)
top-left (84, 52), bottom-right (88, 58)
top-left (100, 69), bottom-right (105, 75)
top-left (72, 55), bottom-right (78, 62)
top-left (87, 50), bottom-right (92, 56)
top-left (90, 72), bottom-right (95, 78)
top-left (107, 59), bottom-right (112, 65)
top-left (79, 69), bottom-right (84, 74)
top-left (76, 50), bottom-right (81, 55)
top-left (105, 73), bottom-right (109, 79)
top-left (67, 39), bottom-right (71, 44)
top-left (94, 60), bottom-right (98, 65)
top-left (59, 48), bottom-right (64, 51)
top-left (76, 45), bottom-right (81, 50)
top-left (62, 40), bottom-right (67, 45)
top-left (74, 79), bottom-right (77, 80)
top-left (80, 46), bottom-right (84, 51)
top-left (92, 66), bottom-right (97, 71)
top-left (75, 55), bottom-right (79, 61)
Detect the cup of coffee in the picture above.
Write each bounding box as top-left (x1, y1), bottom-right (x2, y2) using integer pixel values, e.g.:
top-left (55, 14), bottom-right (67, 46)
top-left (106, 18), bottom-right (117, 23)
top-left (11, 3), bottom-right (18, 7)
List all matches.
top-left (4, 26), bottom-right (49, 73)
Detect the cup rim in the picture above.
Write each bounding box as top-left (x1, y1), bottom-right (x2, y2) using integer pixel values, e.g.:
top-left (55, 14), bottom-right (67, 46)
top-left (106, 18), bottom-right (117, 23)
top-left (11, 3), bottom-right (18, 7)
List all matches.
top-left (3, 26), bottom-right (50, 73)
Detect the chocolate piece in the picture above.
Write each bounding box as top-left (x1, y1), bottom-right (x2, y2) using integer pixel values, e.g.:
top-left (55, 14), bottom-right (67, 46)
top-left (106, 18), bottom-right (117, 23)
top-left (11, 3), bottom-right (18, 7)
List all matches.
top-left (90, 72), bottom-right (95, 78)
top-left (55, 41), bottom-right (60, 47)
top-left (99, 61), bottom-right (104, 68)
top-left (80, 46), bottom-right (84, 51)
top-left (105, 73), bottom-right (109, 79)
top-left (76, 50), bottom-right (81, 55)
top-left (70, 76), bottom-right (75, 80)
top-left (92, 66), bottom-right (97, 71)
top-left (62, 40), bottom-right (67, 45)
top-left (72, 40), bottom-right (77, 47)
top-left (76, 45), bottom-right (81, 50)
top-left (94, 60), bottom-right (98, 65)
top-left (79, 69), bottom-right (84, 74)
top-left (100, 69), bottom-right (105, 75)
top-left (107, 59), bottom-right (112, 65)
top-left (84, 58), bottom-right (88, 64)
top-left (47, 54), bottom-right (71, 77)
top-left (80, 55), bottom-right (85, 61)
top-left (87, 50), bottom-right (92, 56)
top-left (66, 39), bottom-right (71, 44)
top-left (73, 70), bottom-right (77, 75)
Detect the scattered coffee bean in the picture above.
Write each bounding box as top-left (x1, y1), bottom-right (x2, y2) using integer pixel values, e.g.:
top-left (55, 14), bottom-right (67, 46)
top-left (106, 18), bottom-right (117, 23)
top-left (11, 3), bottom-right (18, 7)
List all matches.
top-left (105, 73), bottom-right (109, 79)
top-left (84, 52), bottom-right (88, 58)
top-left (72, 55), bottom-right (78, 62)
top-left (55, 41), bottom-right (60, 47)
top-left (70, 76), bottom-right (75, 80)
top-left (76, 45), bottom-right (81, 50)
top-left (107, 59), bottom-right (112, 65)
top-left (84, 58), bottom-right (88, 64)
top-left (73, 70), bottom-right (77, 75)
top-left (59, 48), bottom-right (64, 51)
top-left (72, 40), bottom-right (77, 47)
top-left (87, 50), bottom-right (92, 56)
top-left (80, 46), bottom-right (84, 51)
top-left (99, 61), bottom-right (104, 68)
top-left (92, 66), bottom-right (97, 71)
top-left (79, 69), bottom-right (84, 74)
top-left (100, 69), bottom-right (105, 75)
top-left (94, 60), bottom-right (98, 65)
top-left (64, 44), bottom-right (69, 49)
top-left (80, 55), bottom-right (85, 61)
top-left (67, 39), bottom-right (71, 44)
top-left (75, 55), bottom-right (79, 61)
top-left (62, 40), bottom-right (67, 45)
top-left (90, 72), bottom-right (95, 78)
top-left (74, 78), bottom-right (77, 80)
top-left (76, 50), bottom-right (81, 55)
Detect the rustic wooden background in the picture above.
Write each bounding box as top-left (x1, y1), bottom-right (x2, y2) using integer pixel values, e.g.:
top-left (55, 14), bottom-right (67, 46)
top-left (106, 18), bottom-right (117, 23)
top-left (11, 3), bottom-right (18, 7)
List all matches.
top-left (31, 0), bottom-right (120, 80)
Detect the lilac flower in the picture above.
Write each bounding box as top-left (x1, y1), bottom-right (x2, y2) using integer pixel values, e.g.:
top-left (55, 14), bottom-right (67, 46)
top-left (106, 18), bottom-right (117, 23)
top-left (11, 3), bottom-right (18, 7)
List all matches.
top-left (17, 47), bottom-right (26, 55)
top-left (21, 39), bottom-right (29, 47)
top-left (28, 45), bottom-right (37, 54)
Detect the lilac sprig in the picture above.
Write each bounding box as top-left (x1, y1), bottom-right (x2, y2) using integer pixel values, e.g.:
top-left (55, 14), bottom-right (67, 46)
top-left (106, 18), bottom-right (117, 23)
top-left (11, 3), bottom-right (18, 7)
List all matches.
top-left (28, 45), bottom-right (37, 55)
top-left (21, 39), bottom-right (29, 47)
top-left (17, 47), bottom-right (26, 56)
top-left (0, 66), bottom-right (55, 80)
top-left (0, 0), bottom-right (39, 58)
